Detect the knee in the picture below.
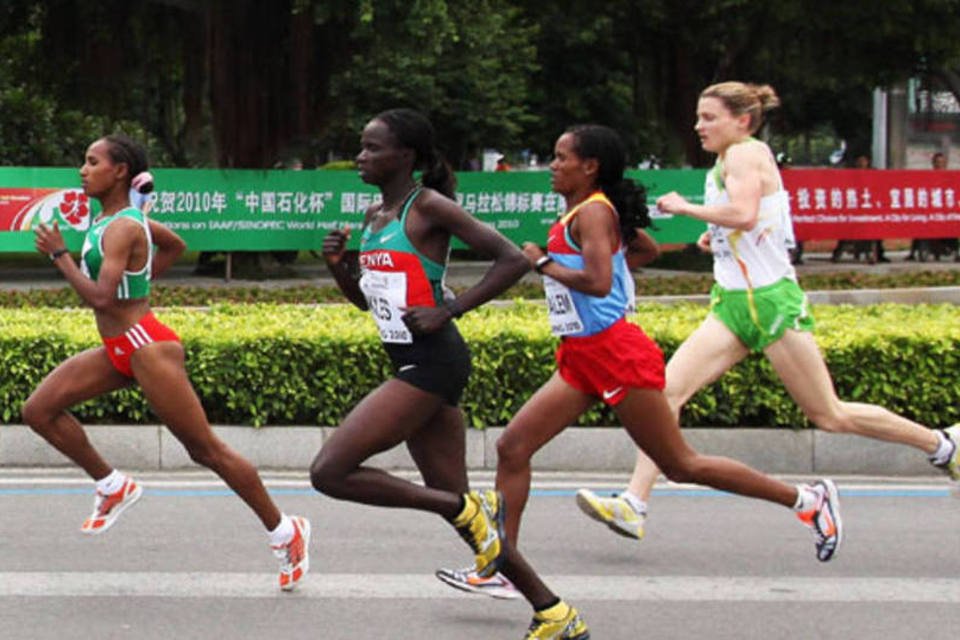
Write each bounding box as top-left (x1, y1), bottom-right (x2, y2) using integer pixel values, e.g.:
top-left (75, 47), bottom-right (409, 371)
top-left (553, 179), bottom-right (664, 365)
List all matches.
top-left (806, 404), bottom-right (854, 434)
top-left (309, 450), bottom-right (342, 496)
top-left (22, 396), bottom-right (52, 432)
top-left (184, 438), bottom-right (227, 469)
top-left (495, 433), bottom-right (533, 472)
top-left (657, 453), bottom-right (701, 485)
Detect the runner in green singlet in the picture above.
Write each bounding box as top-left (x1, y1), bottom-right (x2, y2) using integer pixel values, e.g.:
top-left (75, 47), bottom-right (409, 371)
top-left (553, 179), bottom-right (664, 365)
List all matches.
top-left (576, 81), bottom-right (959, 550)
top-left (28, 134), bottom-right (310, 591)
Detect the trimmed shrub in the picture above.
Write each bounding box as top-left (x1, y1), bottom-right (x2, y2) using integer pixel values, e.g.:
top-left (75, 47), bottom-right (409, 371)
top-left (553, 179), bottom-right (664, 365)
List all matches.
top-left (1, 302), bottom-right (957, 428)
top-left (2, 268), bottom-right (960, 308)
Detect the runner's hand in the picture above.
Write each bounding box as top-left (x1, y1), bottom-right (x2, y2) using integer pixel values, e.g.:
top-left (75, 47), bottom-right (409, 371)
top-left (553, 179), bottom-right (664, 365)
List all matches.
top-left (322, 228), bottom-right (350, 265)
top-left (656, 191), bottom-right (690, 215)
top-left (34, 222), bottom-right (67, 257)
top-left (521, 241), bottom-right (544, 268)
top-left (697, 231), bottom-right (712, 253)
top-left (402, 306), bottom-right (450, 335)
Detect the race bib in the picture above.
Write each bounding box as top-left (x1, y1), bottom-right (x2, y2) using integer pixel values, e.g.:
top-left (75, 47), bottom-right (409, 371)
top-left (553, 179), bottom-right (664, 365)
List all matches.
top-left (543, 275), bottom-right (584, 336)
top-left (621, 264), bottom-right (637, 313)
top-left (359, 270), bottom-right (413, 344)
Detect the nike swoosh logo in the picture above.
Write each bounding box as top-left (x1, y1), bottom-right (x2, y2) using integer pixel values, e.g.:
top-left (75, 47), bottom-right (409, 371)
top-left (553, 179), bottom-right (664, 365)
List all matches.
top-left (398, 364), bottom-right (417, 372)
top-left (602, 387), bottom-right (623, 400)
top-left (380, 232), bottom-right (397, 243)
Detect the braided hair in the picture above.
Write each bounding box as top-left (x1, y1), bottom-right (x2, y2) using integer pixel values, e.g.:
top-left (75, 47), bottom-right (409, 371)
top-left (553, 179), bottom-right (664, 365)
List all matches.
top-left (374, 108), bottom-right (456, 200)
top-left (565, 124), bottom-right (651, 240)
top-left (102, 134), bottom-right (150, 190)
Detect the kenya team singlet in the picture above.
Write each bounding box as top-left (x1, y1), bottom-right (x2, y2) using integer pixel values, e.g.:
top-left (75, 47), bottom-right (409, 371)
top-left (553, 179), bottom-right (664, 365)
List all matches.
top-left (358, 188), bottom-right (447, 344)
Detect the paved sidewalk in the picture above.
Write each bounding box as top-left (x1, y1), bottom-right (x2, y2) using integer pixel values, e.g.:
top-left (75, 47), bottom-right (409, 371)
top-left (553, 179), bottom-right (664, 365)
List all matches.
top-left (4, 249), bottom-right (959, 292)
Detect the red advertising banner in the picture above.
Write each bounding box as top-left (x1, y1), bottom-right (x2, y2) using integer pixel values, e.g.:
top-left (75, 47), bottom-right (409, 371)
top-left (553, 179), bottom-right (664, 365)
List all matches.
top-left (783, 169), bottom-right (960, 240)
top-left (0, 187), bottom-right (92, 233)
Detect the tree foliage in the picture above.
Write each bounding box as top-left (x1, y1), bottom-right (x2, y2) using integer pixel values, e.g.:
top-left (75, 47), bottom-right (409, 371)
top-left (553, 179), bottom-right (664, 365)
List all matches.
top-left (2, 0), bottom-right (960, 169)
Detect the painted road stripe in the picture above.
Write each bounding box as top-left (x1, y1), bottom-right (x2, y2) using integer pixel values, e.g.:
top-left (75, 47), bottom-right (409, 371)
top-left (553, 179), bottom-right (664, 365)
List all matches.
top-left (0, 486), bottom-right (951, 498)
top-left (0, 475), bottom-right (952, 497)
top-left (0, 573), bottom-right (957, 603)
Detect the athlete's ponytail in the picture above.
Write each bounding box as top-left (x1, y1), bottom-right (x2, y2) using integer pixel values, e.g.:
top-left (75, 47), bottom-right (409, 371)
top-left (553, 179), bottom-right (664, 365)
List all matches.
top-left (566, 124), bottom-right (651, 238)
top-left (103, 134), bottom-right (149, 187)
top-left (375, 108), bottom-right (457, 200)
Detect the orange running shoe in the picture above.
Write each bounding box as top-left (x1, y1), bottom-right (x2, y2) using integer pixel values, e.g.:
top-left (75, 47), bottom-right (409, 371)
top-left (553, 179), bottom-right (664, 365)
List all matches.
top-left (81, 478), bottom-right (142, 535)
top-left (273, 516), bottom-right (311, 591)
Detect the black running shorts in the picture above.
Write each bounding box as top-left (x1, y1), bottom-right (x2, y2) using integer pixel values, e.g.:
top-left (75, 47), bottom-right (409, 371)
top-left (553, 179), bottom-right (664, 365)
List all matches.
top-left (383, 321), bottom-right (472, 406)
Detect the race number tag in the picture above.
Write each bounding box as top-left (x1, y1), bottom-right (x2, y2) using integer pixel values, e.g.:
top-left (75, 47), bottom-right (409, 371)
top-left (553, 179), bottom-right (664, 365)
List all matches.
top-left (543, 275), bottom-right (584, 336)
top-left (621, 265), bottom-right (637, 313)
top-left (359, 270), bottom-right (413, 344)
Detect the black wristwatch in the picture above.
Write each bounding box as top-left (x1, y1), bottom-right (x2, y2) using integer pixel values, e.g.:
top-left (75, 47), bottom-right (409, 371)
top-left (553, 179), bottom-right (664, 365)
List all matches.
top-left (534, 255), bottom-right (553, 273)
top-left (50, 248), bottom-right (69, 261)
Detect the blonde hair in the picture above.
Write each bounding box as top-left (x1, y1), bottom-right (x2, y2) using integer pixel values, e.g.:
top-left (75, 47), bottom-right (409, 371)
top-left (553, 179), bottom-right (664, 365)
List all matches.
top-left (701, 82), bottom-right (780, 134)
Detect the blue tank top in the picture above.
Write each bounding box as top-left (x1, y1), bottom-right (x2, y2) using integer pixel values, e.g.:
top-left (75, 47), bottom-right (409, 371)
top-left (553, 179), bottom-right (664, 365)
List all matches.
top-left (542, 192), bottom-right (634, 337)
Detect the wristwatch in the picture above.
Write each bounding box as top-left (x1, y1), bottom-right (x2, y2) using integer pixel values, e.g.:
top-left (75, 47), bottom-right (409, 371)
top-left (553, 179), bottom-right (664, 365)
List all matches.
top-left (534, 255), bottom-right (553, 273)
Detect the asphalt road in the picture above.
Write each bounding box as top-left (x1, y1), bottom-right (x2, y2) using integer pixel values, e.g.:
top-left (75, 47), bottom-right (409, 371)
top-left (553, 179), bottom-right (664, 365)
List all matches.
top-left (1, 469), bottom-right (957, 640)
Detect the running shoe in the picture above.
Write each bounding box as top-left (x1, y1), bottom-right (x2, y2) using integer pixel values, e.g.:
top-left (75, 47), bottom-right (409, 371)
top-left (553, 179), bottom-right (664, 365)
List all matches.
top-left (524, 602), bottom-right (590, 640)
top-left (452, 490), bottom-right (505, 578)
top-left (796, 479), bottom-right (842, 562)
top-left (435, 566), bottom-right (520, 599)
top-left (273, 515), bottom-right (311, 591)
top-left (81, 477), bottom-right (142, 535)
top-left (574, 488), bottom-right (645, 540)
top-left (932, 425), bottom-right (960, 481)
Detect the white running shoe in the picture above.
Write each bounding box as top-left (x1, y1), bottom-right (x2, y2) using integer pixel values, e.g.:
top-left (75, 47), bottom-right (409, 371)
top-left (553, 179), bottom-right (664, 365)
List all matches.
top-left (796, 479), bottom-right (842, 562)
top-left (81, 477), bottom-right (142, 535)
top-left (272, 515), bottom-right (311, 591)
top-left (933, 425), bottom-right (960, 481)
top-left (435, 566), bottom-right (520, 599)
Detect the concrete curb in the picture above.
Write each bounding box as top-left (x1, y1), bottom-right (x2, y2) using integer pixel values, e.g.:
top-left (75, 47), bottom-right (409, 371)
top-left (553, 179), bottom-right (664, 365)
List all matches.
top-left (0, 424), bottom-right (937, 476)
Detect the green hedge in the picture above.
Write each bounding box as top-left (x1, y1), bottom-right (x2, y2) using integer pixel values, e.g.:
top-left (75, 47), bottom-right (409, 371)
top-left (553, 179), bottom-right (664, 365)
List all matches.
top-left (1, 302), bottom-right (957, 428)
top-left (3, 268), bottom-right (960, 308)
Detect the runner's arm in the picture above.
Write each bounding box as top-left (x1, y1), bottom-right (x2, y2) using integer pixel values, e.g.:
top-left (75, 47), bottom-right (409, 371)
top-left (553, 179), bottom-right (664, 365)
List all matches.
top-left (323, 227), bottom-right (368, 310)
top-left (425, 195), bottom-right (529, 318)
top-left (35, 219), bottom-right (135, 310)
top-left (524, 202), bottom-right (618, 297)
top-left (657, 144), bottom-right (763, 230)
top-left (625, 228), bottom-right (660, 269)
top-left (148, 219), bottom-right (187, 279)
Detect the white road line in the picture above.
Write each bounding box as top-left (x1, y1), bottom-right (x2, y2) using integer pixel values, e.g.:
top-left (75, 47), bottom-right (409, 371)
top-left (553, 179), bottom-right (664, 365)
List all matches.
top-left (0, 476), bottom-right (949, 492)
top-left (0, 573), bottom-right (957, 602)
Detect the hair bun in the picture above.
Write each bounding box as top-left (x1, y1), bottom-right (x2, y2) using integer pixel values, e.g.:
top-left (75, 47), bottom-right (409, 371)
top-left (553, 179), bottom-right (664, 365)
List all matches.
top-left (131, 171), bottom-right (155, 194)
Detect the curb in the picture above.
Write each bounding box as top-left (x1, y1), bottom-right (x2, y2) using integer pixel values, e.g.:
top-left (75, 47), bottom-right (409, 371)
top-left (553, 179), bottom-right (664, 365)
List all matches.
top-left (0, 425), bottom-right (938, 476)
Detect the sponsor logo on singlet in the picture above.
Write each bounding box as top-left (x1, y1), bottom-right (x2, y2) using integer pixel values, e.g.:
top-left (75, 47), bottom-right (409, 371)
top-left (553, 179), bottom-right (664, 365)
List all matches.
top-left (360, 251), bottom-right (396, 268)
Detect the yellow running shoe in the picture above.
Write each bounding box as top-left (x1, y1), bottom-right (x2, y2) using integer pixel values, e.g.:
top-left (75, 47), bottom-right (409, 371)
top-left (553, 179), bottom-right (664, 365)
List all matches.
top-left (524, 601), bottom-right (590, 639)
top-left (574, 488), bottom-right (644, 540)
top-left (452, 490), bottom-right (505, 578)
